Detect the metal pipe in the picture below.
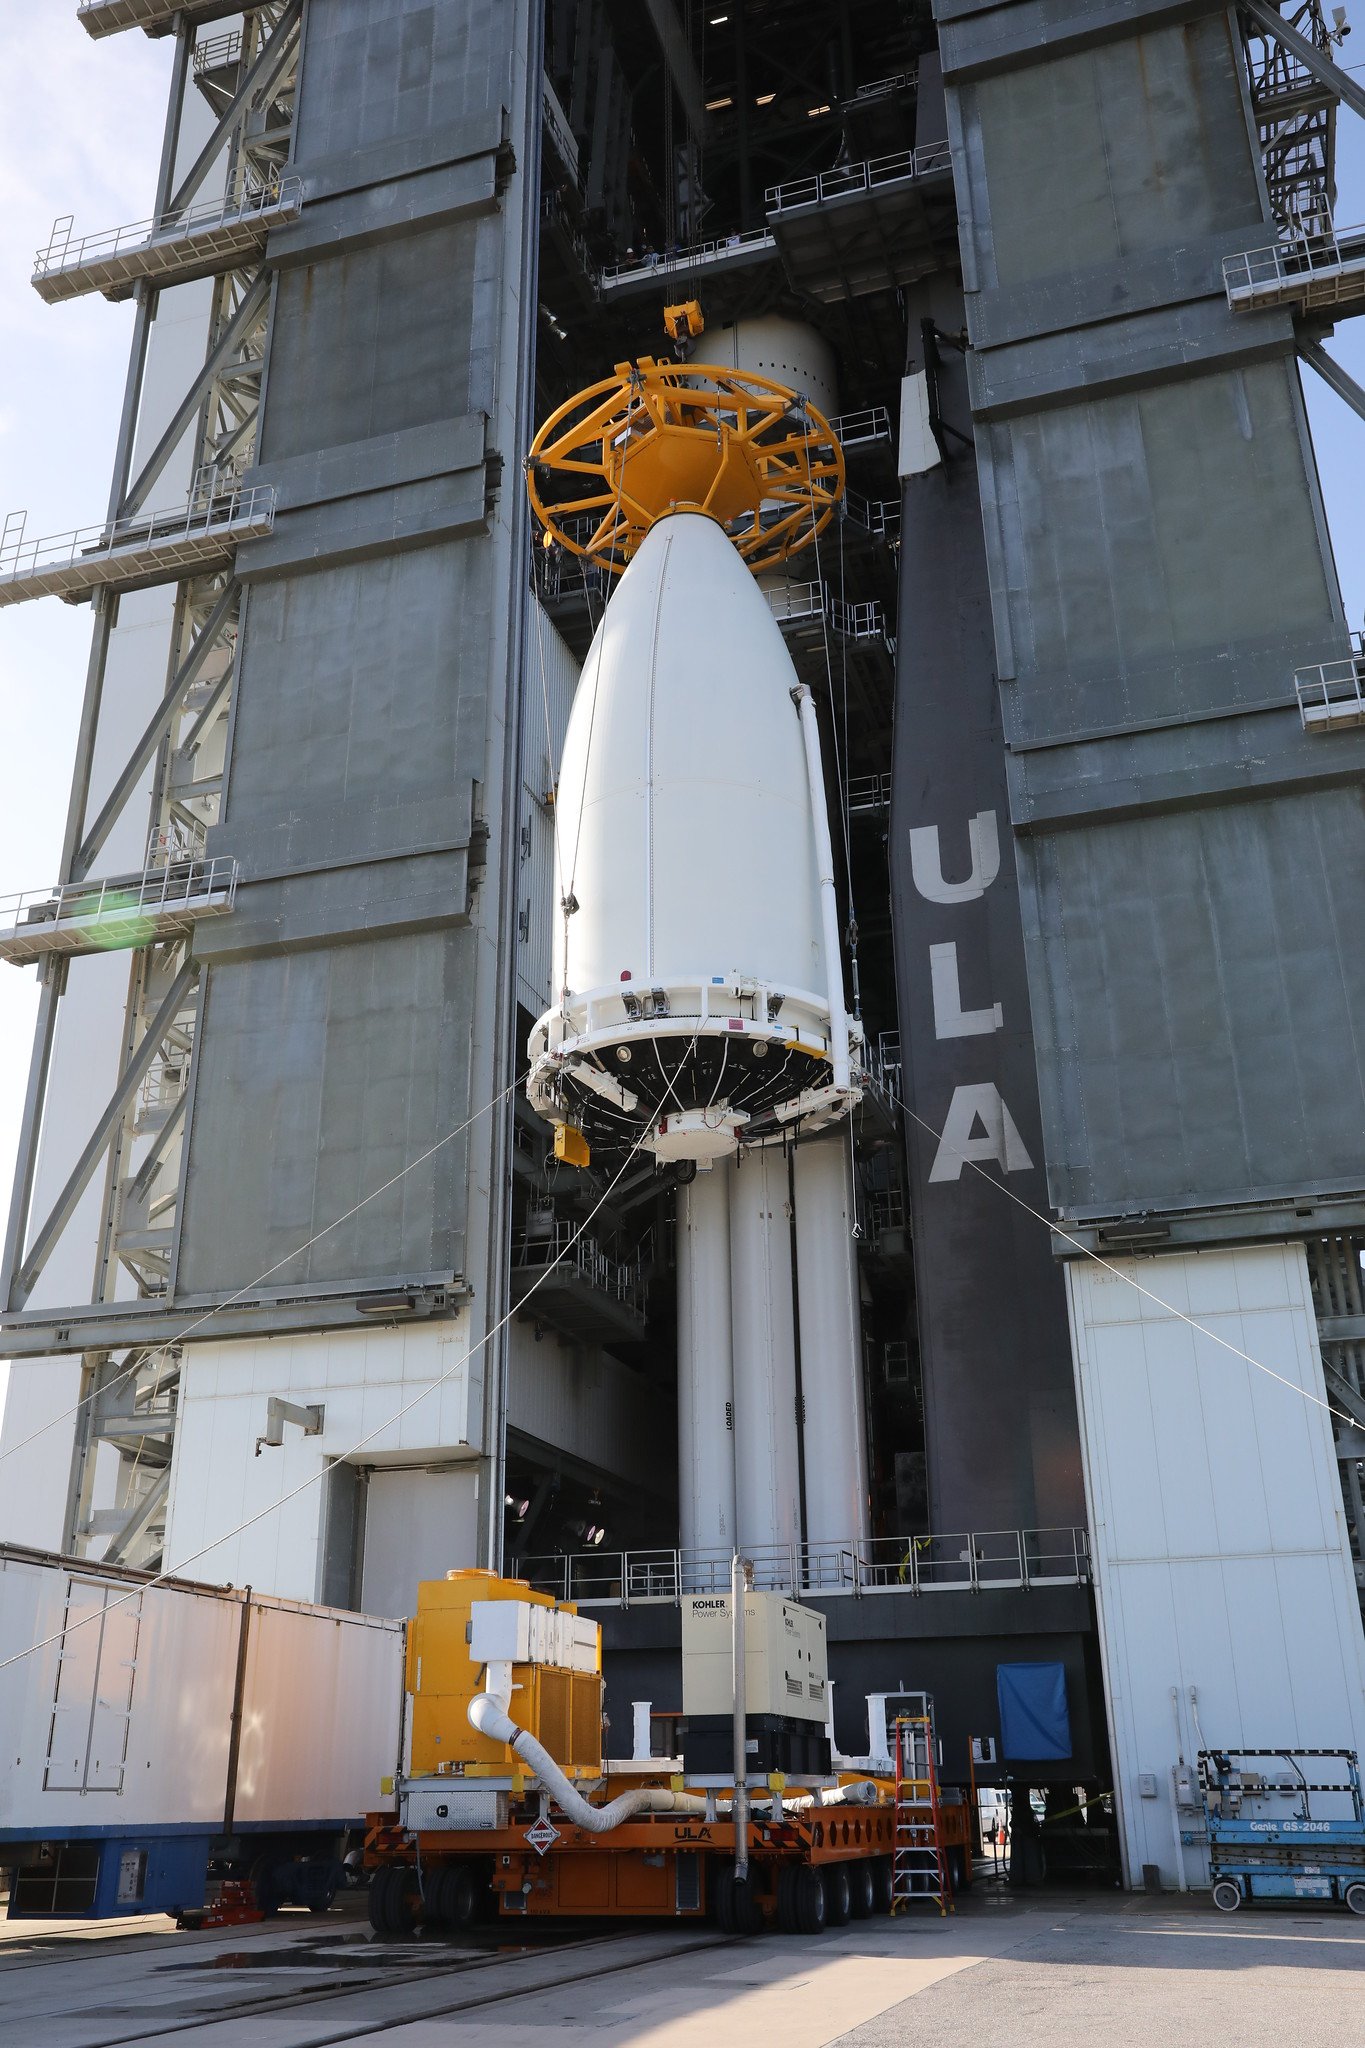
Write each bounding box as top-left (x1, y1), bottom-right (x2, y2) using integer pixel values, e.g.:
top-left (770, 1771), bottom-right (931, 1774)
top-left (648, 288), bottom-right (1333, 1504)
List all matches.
top-left (1168, 1686), bottom-right (1189, 1893)
top-left (733, 1551), bottom-right (751, 1881)
top-left (792, 684), bottom-right (850, 1090)
top-left (222, 1588), bottom-right (253, 1836)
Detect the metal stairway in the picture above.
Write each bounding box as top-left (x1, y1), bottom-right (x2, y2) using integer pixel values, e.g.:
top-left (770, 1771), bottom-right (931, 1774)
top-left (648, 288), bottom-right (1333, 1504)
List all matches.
top-left (892, 1714), bottom-right (953, 1916)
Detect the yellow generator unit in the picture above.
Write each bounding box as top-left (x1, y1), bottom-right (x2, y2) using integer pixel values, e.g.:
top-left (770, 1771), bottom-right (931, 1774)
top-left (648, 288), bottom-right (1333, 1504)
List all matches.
top-left (400, 1570), bottom-right (602, 1834)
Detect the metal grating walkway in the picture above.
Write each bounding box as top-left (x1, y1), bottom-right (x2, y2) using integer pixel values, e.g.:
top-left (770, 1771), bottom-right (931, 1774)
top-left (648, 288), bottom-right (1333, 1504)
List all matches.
top-left (1224, 224), bottom-right (1365, 315)
top-left (0, 858), bottom-right (239, 966)
top-left (34, 179), bottom-right (302, 305)
top-left (0, 486), bottom-right (275, 607)
top-left (1295, 639), bottom-right (1365, 731)
top-left (78, 0), bottom-right (245, 37)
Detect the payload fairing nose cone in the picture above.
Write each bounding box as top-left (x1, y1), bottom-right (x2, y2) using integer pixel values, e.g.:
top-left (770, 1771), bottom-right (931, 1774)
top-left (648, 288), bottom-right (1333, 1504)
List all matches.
top-left (528, 509), bottom-right (860, 1162)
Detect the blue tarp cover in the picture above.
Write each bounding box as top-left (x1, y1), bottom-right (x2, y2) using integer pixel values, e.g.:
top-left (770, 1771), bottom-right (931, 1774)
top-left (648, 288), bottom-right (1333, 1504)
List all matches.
top-left (997, 1660), bottom-right (1072, 1761)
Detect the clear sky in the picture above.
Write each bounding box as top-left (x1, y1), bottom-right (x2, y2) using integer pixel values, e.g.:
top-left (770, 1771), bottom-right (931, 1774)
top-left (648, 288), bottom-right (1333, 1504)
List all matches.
top-left (0, 19), bottom-right (1363, 1437)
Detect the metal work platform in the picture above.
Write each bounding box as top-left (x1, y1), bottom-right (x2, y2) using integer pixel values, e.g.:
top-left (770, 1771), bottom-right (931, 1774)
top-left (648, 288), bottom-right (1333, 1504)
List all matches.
top-left (510, 1224), bottom-right (647, 1347)
top-left (767, 580), bottom-right (889, 645)
top-left (599, 226), bottom-right (778, 298)
top-left (33, 177), bottom-right (302, 305)
top-left (0, 858), bottom-right (239, 966)
top-left (847, 772), bottom-right (893, 815)
top-left (518, 1525), bottom-right (1093, 1608)
top-left (0, 485), bottom-right (275, 607)
top-left (1295, 637), bottom-right (1365, 730)
top-left (765, 144), bottom-right (956, 303)
top-left (1224, 222), bottom-right (1365, 314)
top-left (78, 0), bottom-right (245, 36)
top-left (830, 405), bottom-right (892, 452)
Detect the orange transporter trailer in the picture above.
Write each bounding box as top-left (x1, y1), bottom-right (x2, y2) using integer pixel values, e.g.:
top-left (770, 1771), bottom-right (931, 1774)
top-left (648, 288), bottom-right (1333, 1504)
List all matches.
top-left (363, 1570), bottom-right (910, 1936)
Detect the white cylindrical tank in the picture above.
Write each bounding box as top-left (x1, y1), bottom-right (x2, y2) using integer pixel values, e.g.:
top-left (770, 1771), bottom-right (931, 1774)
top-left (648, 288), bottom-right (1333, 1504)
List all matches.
top-left (729, 1144), bottom-right (801, 1559)
top-left (677, 1161), bottom-right (736, 1561)
top-left (794, 1136), bottom-right (870, 1550)
top-left (553, 511), bottom-right (823, 1000)
top-left (713, 317), bottom-right (840, 421)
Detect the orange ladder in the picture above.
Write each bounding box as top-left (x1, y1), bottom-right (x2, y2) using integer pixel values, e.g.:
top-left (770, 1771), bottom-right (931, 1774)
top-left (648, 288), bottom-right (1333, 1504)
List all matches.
top-left (891, 1714), bottom-right (953, 1915)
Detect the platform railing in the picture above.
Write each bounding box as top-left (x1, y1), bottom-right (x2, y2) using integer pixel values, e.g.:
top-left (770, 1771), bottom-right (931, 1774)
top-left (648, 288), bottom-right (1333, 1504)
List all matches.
top-left (599, 223), bottom-right (776, 289)
top-left (0, 857), bottom-right (239, 964)
top-left (829, 404), bottom-right (891, 448)
top-left (33, 175), bottom-right (302, 288)
top-left (765, 140), bottom-right (953, 215)
top-left (1294, 636), bottom-right (1365, 730)
top-left (513, 1528), bottom-right (1091, 1607)
top-left (0, 484), bottom-right (276, 602)
top-left (511, 1221), bottom-right (646, 1313)
top-left (766, 580), bottom-right (888, 642)
top-left (1223, 221), bottom-right (1365, 310)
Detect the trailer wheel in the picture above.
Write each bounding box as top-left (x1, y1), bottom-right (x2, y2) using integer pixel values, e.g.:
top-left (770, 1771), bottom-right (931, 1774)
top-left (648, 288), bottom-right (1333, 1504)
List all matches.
top-left (710, 1867), bottom-right (762, 1936)
top-left (369, 1865), bottom-right (418, 1936)
top-left (1211, 1880), bottom-right (1242, 1913)
top-left (869, 1857), bottom-right (894, 1916)
top-left (1345, 1883), bottom-right (1365, 1917)
top-left (429, 1863), bottom-right (477, 1931)
top-left (822, 1865), bottom-right (851, 1927)
top-left (776, 1864), bottom-right (801, 1934)
top-left (249, 1854), bottom-right (279, 1918)
top-left (847, 1861), bottom-right (875, 1919)
top-left (794, 1865), bottom-right (827, 1937)
top-left (947, 1845), bottom-right (971, 1894)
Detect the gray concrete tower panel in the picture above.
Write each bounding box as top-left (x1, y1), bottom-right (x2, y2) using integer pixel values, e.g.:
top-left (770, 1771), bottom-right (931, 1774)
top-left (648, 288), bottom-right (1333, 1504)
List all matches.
top-left (939, 0), bottom-right (1365, 1233)
top-left (176, 0), bottom-right (537, 1305)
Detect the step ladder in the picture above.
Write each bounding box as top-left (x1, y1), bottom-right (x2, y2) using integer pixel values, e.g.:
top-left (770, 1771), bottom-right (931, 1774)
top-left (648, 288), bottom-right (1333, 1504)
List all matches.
top-left (892, 1714), bottom-right (953, 1915)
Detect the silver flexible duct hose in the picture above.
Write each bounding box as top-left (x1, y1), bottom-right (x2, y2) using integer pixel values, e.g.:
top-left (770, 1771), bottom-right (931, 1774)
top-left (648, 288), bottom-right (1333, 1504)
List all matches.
top-left (468, 1688), bottom-right (711, 1832)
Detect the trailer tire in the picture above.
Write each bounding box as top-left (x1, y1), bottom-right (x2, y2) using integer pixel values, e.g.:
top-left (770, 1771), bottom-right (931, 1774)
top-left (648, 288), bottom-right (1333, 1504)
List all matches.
top-left (847, 1861), bottom-right (875, 1919)
top-left (947, 1845), bottom-right (971, 1894)
top-left (249, 1855), bottom-right (279, 1918)
top-left (1345, 1883), bottom-right (1365, 1917)
top-left (794, 1865), bottom-right (827, 1936)
top-left (870, 1857), bottom-right (894, 1915)
top-left (1211, 1880), bottom-right (1242, 1913)
top-left (430, 1863), bottom-right (477, 1931)
top-left (369, 1865), bottom-right (418, 1936)
top-left (712, 1865), bottom-right (738, 1934)
top-left (823, 1865), bottom-right (851, 1926)
top-left (776, 1864), bottom-right (801, 1934)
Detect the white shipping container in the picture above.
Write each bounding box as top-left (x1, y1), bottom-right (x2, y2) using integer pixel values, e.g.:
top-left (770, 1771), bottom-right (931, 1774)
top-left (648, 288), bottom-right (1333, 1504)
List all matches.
top-left (1066, 1244), bottom-right (1365, 1891)
top-left (0, 1545), bottom-right (404, 1840)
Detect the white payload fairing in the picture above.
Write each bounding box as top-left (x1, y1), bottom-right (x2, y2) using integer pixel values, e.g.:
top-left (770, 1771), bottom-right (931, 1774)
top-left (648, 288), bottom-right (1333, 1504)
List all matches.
top-left (527, 356), bottom-right (870, 1566)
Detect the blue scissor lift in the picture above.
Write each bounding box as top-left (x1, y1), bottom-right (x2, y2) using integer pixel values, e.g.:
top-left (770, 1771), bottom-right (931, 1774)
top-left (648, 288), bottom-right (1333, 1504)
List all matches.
top-left (1198, 1749), bottom-right (1365, 1914)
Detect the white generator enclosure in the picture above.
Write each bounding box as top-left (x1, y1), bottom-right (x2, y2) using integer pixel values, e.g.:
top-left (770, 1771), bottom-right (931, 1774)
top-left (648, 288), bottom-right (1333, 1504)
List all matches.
top-left (1066, 1245), bottom-right (1365, 1890)
top-left (0, 1547), bottom-right (404, 1838)
top-left (682, 1589), bottom-right (828, 1724)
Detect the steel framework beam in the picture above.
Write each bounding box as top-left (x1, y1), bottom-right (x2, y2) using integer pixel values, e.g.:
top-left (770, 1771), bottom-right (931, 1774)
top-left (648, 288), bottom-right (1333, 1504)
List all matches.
top-left (74, 580), bottom-right (240, 878)
top-left (121, 274), bottom-right (269, 515)
top-left (8, 959), bottom-right (199, 1310)
top-left (1301, 335), bottom-right (1365, 423)
top-left (167, 0), bottom-right (302, 218)
top-left (1243, 0), bottom-right (1365, 121)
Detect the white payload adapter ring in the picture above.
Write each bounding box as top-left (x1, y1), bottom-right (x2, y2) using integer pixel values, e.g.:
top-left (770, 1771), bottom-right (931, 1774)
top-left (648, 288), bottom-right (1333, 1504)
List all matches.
top-left (528, 971), bottom-right (863, 1159)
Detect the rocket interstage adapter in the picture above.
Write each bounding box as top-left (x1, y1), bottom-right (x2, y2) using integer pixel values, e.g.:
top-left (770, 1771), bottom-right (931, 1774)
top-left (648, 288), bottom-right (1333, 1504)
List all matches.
top-left (525, 511), bottom-right (862, 1165)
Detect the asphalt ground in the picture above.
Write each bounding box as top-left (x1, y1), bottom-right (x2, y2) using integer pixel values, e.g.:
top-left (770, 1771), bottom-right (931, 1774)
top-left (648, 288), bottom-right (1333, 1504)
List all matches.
top-left (2, 1884), bottom-right (1360, 2047)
